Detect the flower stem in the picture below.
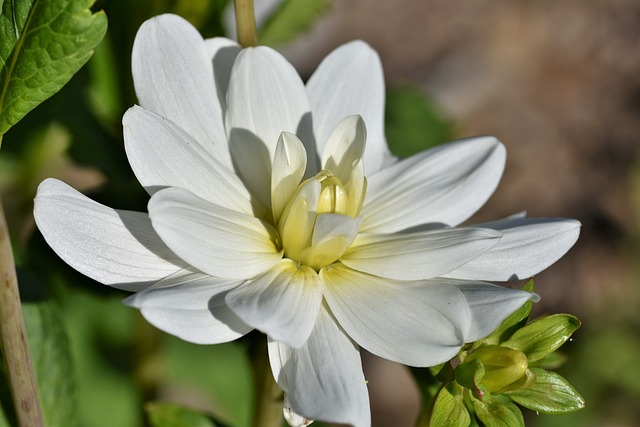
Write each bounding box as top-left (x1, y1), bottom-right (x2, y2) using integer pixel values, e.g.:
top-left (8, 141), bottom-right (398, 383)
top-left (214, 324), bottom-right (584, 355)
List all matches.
top-left (233, 0), bottom-right (258, 47)
top-left (0, 199), bottom-right (44, 427)
top-left (251, 335), bottom-right (283, 427)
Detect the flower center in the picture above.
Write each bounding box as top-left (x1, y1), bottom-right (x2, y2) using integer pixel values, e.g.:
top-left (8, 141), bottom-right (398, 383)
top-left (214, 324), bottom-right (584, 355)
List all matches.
top-left (277, 167), bottom-right (366, 271)
top-left (316, 171), bottom-right (349, 215)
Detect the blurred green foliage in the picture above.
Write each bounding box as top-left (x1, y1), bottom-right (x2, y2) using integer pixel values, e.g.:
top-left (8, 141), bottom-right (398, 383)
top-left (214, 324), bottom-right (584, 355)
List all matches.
top-left (146, 402), bottom-right (221, 427)
top-left (259, 0), bottom-right (331, 47)
top-left (385, 87), bottom-right (452, 157)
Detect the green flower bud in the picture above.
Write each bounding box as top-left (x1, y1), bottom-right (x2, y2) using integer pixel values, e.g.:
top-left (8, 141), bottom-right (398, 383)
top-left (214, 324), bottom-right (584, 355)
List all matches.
top-left (467, 345), bottom-right (532, 393)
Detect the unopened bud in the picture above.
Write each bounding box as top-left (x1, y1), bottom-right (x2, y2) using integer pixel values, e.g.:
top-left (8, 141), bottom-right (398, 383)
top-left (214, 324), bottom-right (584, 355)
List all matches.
top-left (467, 345), bottom-right (530, 393)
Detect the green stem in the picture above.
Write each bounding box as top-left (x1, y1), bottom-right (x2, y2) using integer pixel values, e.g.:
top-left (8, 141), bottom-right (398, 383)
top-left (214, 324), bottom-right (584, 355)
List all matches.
top-left (233, 0), bottom-right (258, 47)
top-left (251, 335), bottom-right (283, 427)
top-left (0, 198), bottom-right (44, 427)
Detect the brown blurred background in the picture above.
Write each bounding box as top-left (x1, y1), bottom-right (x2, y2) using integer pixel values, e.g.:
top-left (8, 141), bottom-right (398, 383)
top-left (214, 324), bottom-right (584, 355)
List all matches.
top-left (278, 1), bottom-right (640, 425)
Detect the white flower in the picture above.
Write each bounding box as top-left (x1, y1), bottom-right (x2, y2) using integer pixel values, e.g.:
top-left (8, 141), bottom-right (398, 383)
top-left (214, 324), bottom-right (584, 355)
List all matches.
top-left (33, 14), bottom-right (580, 427)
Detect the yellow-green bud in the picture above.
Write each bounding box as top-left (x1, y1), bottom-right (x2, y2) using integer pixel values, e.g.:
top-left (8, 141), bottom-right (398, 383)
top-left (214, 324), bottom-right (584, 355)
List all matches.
top-left (467, 345), bottom-right (531, 393)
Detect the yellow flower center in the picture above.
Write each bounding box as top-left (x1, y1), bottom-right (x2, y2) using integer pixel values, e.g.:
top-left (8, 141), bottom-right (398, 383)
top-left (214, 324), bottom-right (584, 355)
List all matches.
top-left (316, 171), bottom-right (349, 215)
top-left (277, 167), bottom-right (366, 271)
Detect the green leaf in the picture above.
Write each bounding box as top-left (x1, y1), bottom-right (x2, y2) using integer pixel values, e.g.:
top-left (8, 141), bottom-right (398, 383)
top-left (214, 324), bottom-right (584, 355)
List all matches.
top-left (505, 368), bottom-right (585, 414)
top-left (480, 279), bottom-right (535, 346)
top-left (0, 0), bottom-right (107, 136)
top-left (146, 402), bottom-right (220, 427)
top-left (503, 314), bottom-right (581, 362)
top-left (385, 87), bottom-right (452, 157)
top-left (259, 0), bottom-right (331, 47)
top-left (431, 382), bottom-right (471, 427)
top-left (22, 301), bottom-right (78, 427)
top-left (473, 397), bottom-right (524, 427)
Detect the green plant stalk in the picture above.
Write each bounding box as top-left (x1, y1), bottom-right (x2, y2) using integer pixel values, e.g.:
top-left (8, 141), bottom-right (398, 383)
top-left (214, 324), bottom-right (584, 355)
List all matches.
top-left (251, 336), bottom-right (283, 427)
top-left (234, 0), bottom-right (258, 47)
top-left (0, 198), bottom-right (44, 427)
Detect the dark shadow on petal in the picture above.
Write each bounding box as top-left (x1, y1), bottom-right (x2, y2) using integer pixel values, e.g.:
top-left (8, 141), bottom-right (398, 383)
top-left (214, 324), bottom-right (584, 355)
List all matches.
top-left (476, 216), bottom-right (571, 230)
top-left (208, 287), bottom-right (255, 337)
top-left (143, 185), bottom-right (169, 196)
top-left (397, 222), bottom-right (449, 233)
top-left (114, 209), bottom-right (186, 269)
top-left (228, 127), bottom-right (273, 216)
top-left (212, 45), bottom-right (241, 111)
top-left (296, 112), bottom-right (320, 177)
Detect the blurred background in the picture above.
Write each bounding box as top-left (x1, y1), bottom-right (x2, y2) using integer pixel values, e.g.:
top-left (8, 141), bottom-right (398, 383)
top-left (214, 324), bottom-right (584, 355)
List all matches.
top-left (1, 0), bottom-right (639, 426)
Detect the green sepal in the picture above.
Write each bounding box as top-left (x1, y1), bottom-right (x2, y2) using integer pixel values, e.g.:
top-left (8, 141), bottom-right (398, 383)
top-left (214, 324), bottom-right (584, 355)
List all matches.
top-left (479, 279), bottom-right (535, 346)
top-left (455, 359), bottom-right (487, 400)
top-left (502, 314), bottom-right (581, 362)
top-left (505, 368), bottom-right (585, 414)
top-left (455, 359), bottom-right (484, 390)
top-left (472, 396), bottom-right (524, 427)
top-left (145, 402), bottom-right (222, 427)
top-left (430, 362), bottom-right (455, 383)
top-left (0, 0), bottom-right (108, 136)
top-left (430, 382), bottom-right (471, 427)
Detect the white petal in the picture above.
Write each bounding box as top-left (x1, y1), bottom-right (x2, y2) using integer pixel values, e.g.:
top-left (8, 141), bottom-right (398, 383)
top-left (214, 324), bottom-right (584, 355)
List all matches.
top-left (123, 106), bottom-right (259, 215)
top-left (33, 179), bottom-right (184, 291)
top-left (295, 214), bottom-right (360, 269)
top-left (269, 305), bottom-right (370, 427)
top-left (321, 263), bottom-right (470, 367)
top-left (272, 132), bottom-right (307, 222)
top-left (444, 217), bottom-right (581, 281)
top-left (451, 281), bottom-right (539, 342)
top-left (148, 187), bottom-right (282, 280)
top-left (225, 46), bottom-right (313, 161)
top-left (204, 37), bottom-right (241, 113)
top-left (280, 180), bottom-right (320, 257)
top-left (307, 41), bottom-right (389, 174)
top-left (342, 228), bottom-right (502, 280)
top-left (346, 158), bottom-right (366, 217)
top-left (361, 137), bottom-right (505, 233)
top-left (225, 259), bottom-right (322, 348)
top-left (225, 47), bottom-right (315, 203)
top-left (124, 268), bottom-right (251, 344)
top-left (312, 214), bottom-right (360, 248)
top-left (132, 14), bottom-right (228, 163)
top-left (321, 115), bottom-right (366, 184)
